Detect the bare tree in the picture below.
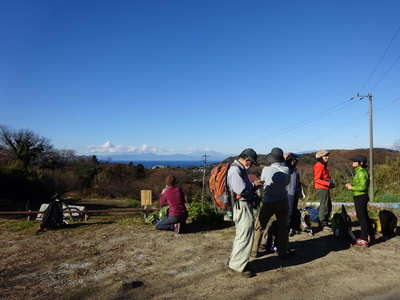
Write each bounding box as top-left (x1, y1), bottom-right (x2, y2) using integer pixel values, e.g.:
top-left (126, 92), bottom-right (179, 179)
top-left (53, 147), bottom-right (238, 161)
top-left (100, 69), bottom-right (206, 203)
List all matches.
top-left (0, 125), bottom-right (53, 169)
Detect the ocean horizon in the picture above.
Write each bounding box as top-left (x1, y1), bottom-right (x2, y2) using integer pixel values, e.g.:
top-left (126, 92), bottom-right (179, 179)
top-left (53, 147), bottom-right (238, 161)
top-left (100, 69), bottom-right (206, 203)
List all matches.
top-left (101, 160), bottom-right (221, 168)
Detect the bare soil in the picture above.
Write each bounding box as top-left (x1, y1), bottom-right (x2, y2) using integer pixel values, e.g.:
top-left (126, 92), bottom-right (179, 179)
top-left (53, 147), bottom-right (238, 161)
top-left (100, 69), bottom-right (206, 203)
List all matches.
top-left (1, 213), bottom-right (400, 300)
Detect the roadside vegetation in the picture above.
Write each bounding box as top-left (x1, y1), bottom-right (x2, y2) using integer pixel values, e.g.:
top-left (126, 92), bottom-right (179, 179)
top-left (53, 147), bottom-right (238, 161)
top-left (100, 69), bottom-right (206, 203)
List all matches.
top-left (1, 125), bottom-right (400, 215)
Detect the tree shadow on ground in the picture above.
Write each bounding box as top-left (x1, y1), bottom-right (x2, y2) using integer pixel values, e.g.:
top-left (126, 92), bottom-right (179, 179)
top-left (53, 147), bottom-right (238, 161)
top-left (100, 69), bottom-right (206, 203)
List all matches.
top-left (249, 234), bottom-right (351, 274)
top-left (183, 221), bottom-right (233, 234)
top-left (65, 221), bottom-right (114, 228)
top-left (36, 221), bottom-right (115, 234)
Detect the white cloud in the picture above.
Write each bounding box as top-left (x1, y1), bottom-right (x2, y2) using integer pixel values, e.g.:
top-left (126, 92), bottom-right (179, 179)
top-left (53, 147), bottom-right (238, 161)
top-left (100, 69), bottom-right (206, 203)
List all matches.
top-left (88, 141), bottom-right (164, 154)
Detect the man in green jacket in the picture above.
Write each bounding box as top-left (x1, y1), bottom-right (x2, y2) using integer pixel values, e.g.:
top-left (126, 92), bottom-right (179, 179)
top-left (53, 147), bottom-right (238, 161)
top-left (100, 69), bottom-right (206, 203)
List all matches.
top-left (345, 155), bottom-right (375, 246)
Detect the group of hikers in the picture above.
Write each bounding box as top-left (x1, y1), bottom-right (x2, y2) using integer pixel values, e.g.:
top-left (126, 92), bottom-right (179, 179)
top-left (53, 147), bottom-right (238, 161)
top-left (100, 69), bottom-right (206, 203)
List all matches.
top-left (155, 147), bottom-right (374, 278)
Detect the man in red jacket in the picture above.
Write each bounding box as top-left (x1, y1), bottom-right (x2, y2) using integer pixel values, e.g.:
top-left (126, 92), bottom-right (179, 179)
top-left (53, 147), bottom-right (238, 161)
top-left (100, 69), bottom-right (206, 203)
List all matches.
top-left (313, 150), bottom-right (334, 231)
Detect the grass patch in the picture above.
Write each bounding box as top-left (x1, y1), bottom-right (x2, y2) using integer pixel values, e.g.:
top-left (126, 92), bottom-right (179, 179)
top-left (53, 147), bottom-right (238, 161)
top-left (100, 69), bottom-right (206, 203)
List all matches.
top-left (116, 216), bottom-right (144, 226)
top-left (5, 220), bottom-right (37, 232)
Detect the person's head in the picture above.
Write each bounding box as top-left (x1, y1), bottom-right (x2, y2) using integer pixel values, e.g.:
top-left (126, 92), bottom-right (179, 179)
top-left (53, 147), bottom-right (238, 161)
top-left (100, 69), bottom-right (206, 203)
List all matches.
top-left (316, 150), bottom-right (330, 163)
top-left (266, 147), bottom-right (285, 164)
top-left (350, 155), bottom-right (368, 168)
top-left (165, 175), bottom-right (177, 187)
top-left (238, 148), bottom-right (258, 169)
top-left (284, 152), bottom-right (299, 167)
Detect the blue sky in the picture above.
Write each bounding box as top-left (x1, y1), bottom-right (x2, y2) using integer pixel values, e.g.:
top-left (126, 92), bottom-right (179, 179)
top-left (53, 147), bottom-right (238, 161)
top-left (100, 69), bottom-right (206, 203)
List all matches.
top-left (1, 0), bottom-right (399, 156)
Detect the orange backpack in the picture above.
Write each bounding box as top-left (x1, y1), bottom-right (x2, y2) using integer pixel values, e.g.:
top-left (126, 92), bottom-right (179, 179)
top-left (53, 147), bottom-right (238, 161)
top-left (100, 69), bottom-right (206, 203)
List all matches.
top-left (208, 162), bottom-right (232, 210)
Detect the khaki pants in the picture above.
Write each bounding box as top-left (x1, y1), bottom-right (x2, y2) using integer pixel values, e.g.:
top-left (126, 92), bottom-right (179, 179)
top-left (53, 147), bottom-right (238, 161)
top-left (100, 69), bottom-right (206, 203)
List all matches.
top-left (252, 201), bottom-right (289, 257)
top-left (228, 200), bottom-right (254, 272)
top-left (316, 189), bottom-right (331, 226)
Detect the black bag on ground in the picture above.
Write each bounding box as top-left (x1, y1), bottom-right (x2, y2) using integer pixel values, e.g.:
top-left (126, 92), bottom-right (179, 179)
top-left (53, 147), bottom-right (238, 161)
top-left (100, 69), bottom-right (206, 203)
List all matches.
top-left (379, 210), bottom-right (398, 237)
top-left (41, 200), bottom-right (65, 229)
top-left (331, 205), bottom-right (355, 241)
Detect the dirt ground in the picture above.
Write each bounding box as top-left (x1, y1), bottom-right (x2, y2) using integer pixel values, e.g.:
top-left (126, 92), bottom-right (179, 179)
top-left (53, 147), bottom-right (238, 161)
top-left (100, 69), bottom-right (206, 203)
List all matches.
top-left (1, 212), bottom-right (400, 300)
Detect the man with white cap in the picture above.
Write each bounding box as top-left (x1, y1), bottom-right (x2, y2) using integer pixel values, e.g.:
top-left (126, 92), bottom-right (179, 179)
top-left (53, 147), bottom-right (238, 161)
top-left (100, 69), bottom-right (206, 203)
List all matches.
top-left (313, 150), bottom-right (334, 231)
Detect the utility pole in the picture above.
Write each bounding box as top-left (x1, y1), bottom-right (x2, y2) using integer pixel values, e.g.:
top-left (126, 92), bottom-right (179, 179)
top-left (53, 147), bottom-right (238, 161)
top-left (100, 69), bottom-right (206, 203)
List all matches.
top-left (351, 93), bottom-right (374, 201)
top-left (201, 154), bottom-right (208, 208)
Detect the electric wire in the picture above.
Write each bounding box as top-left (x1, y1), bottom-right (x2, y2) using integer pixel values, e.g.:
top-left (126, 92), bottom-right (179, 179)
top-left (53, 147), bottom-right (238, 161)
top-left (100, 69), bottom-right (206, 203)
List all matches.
top-left (374, 96), bottom-right (400, 112)
top-left (270, 98), bottom-right (354, 139)
top-left (371, 53), bottom-right (400, 90)
top-left (359, 23), bottom-right (400, 92)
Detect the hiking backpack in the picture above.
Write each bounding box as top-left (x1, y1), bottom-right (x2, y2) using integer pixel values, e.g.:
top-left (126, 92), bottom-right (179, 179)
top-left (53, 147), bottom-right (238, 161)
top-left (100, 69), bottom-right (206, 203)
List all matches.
top-left (208, 162), bottom-right (232, 210)
top-left (379, 210), bottom-right (398, 237)
top-left (41, 200), bottom-right (65, 229)
top-left (299, 208), bottom-right (314, 236)
top-left (331, 205), bottom-right (355, 241)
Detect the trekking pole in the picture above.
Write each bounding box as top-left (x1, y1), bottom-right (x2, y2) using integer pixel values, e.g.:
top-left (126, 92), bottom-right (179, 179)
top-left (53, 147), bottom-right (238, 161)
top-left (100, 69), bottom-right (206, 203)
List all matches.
top-left (201, 154), bottom-right (208, 209)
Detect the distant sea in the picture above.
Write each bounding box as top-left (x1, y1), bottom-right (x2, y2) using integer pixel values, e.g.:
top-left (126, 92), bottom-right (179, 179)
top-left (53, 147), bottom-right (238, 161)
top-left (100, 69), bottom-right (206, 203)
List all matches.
top-left (105, 160), bottom-right (221, 168)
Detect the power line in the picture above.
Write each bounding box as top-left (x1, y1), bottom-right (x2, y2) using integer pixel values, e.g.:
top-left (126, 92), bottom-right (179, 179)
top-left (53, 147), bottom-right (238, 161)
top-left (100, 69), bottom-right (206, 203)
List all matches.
top-left (267, 98), bottom-right (354, 139)
top-left (374, 96), bottom-right (400, 112)
top-left (359, 23), bottom-right (400, 92)
top-left (371, 52), bottom-right (400, 90)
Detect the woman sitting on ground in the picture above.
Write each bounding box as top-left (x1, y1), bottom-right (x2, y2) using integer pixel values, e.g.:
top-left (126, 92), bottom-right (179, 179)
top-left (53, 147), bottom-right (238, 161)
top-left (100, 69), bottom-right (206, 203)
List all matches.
top-left (155, 175), bottom-right (187, 234)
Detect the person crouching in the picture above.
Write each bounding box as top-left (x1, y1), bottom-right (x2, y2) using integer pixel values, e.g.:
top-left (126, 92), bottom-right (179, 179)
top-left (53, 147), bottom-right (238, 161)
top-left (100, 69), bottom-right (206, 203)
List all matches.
top-left (155, 175), bottom-right (188, 234)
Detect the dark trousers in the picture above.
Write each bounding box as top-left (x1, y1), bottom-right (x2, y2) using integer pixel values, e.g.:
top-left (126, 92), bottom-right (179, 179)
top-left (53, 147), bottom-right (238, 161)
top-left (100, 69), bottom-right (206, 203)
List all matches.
top-left (316, 189), bottom-right (331, 226)
top-left (252, 201), bottom-right (289, 257)
top-left (288, 195), bottom-right (299, 228)
top-left (155, 215), bottom-right (186, 231)
top-left (354, 194), bottom-right (374, 240)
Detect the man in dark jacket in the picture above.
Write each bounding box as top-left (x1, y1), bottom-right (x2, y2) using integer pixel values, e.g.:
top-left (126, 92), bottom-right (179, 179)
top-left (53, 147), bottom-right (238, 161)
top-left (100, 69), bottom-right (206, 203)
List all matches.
top-left (285, 152), bottom-right (302, 235)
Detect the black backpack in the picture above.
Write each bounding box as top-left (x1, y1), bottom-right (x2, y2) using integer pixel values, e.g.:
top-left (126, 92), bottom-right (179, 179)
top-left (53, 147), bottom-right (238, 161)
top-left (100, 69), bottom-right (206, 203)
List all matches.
top-left (379, 210), bottom-right (398, 237)
top-left (331, 205), bottom-right (355, 241)
top-left (41, 200), bottom-right (65, 229)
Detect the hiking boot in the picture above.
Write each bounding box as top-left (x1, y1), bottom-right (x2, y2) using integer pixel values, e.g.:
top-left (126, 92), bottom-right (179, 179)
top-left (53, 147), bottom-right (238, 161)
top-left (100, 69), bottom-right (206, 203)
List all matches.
top-left (355, 239), bottom-right (368, 246)
top-left (240, 270), bottom-right (255, 278)
top-left (368, 235), bottom-right (375, 244)
top-left (227, 267), bottom-right (255, 278)
top-left (173, 223), bottom-right (181, 234)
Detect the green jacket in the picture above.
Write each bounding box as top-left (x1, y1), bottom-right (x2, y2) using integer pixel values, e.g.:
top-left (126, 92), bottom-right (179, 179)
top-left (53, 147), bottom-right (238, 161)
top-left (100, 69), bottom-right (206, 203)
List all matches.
top-left (351, 167), bottom-right (369, 196)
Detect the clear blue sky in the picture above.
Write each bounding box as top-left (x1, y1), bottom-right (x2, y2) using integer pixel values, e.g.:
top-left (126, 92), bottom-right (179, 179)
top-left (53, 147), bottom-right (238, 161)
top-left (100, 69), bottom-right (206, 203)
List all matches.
top-left (1, 0), bottom-right (399, 155)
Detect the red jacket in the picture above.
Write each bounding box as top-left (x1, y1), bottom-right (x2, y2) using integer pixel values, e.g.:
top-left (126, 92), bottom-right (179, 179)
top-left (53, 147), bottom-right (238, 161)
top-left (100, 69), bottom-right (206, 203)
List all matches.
top-left (159, 186), bottom-right (187, 217)
top-left (313, 161), bottom-right (331, 190)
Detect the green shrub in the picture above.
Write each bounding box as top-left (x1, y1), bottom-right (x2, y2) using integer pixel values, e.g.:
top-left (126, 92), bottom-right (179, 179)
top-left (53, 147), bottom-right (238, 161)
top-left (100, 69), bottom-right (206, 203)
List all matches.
top-left (128, 198), bottom-right (141, 208)
top-left (187, 201), bottom-right (222, 224)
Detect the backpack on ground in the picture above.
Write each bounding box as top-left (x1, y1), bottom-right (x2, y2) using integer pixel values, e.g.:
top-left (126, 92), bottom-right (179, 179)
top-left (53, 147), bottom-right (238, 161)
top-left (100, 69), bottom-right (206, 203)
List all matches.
top-left (379, 210), bottom-right (398, 237)
top-left (304, 207), bottom-right (320, 223)
top-left (144, 205), bottom-right (169, 225)
top-left (299, 208), bottom-right (314, 236)
top-left (40, 199), bottom-right (65, 230)
top-left (208, 162), bottom-right (232, 210)
top-left (331, 205), bottom-right (355, 241)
